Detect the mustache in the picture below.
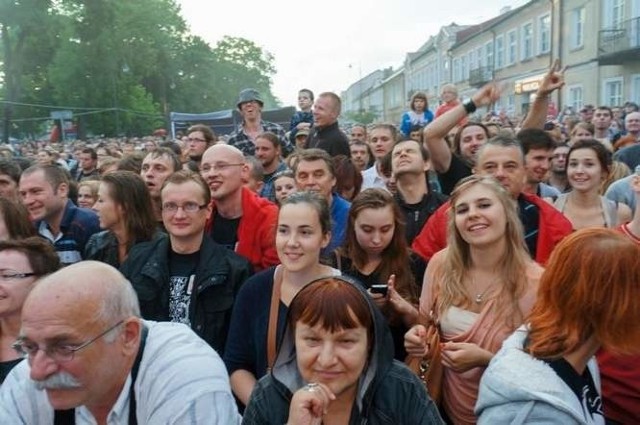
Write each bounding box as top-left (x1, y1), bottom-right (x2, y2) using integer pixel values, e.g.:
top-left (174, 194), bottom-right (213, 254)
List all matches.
top-left (34, 372), bottom-right (82, 390)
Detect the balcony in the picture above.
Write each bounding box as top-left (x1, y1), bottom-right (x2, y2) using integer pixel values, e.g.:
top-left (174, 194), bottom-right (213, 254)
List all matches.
top-left (598, 17), bottom-right (640, 65)
top-left (469, 66), bottom-right (494, 87)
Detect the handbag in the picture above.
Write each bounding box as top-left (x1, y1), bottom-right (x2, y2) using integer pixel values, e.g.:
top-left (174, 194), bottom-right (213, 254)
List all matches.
top-left (405, 297), bottom-right (444, 404)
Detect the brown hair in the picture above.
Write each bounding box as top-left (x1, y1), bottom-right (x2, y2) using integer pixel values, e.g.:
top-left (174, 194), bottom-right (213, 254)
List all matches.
top-left (526, 229), bottom-right (640, 358)
top-left (0, 236), bottom-right (60, 276)
top-left (0, 198), bottom-right (36, 239)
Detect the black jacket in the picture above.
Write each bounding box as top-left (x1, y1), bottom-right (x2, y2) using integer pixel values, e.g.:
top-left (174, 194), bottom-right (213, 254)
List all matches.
top-left (242, 279), bottom-right (443, 425)
top-left (120, 233), bottom-right (252, 355)
top-left (304, 121), bottom-right (350, 157)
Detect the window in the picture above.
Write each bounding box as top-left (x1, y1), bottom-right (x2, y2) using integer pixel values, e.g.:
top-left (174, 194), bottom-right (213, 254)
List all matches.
top-left (571, 7), bottom-right (585, 49)
top-left (521, 22), bottom-right (533, 60)
top-left (568, 85), bottom-right (584, 110)
top-left (507, 29), bottom-right (517, 65)
top-left (475, 46), bottom-right (484, 68)
top-left (603, 0), bottom-right (625, 28)
top-left (485, 41), bottom-right (494, 69)
top-left (603, 78), bottom-right (623, 106)
top-left (633, 74), bottom-right (640, 104)
top-left (453, 58), bottom-right (461, 83)
top-left (468, 50), bottom-right (475, 71)
top-left (461, 56), bottom-right (468, 80)
top-left (538, 14), bottom-right (551, 54)
top-left (495, 35), bottom-right (505, 68)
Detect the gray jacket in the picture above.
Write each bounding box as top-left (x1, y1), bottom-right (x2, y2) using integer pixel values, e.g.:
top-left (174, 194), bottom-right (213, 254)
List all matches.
top-left (475, 328), bottom-right (604, 425)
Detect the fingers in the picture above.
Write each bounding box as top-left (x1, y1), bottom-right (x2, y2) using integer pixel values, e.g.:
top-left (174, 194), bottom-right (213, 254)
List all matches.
top-left (387, 274), bottom-right (396, 289)
top-left (404, 325), bottom-right (428, 356)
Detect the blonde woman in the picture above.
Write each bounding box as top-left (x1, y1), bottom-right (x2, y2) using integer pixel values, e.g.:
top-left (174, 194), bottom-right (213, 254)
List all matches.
top-left (405, 175), bottom-right (542, 424)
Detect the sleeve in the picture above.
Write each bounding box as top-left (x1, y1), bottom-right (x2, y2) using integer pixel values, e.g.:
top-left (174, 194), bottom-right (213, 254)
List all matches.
top-left (242, 377), bottom-right (288, 425)
top-left (224, 274), bottom-right (263, 375)
top-left (411, 203), bottom-right (450, 261)
top-left (168, 392), bottom-right (242, 425)
top-left (258, 207), bottom-right (280, 270)
top-left (400, 112), bottom-right (411, 137)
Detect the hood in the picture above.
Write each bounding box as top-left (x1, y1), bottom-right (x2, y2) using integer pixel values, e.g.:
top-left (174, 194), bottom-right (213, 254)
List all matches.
top-left (271, 276), bottom-right (395, 414)
top-left (476, 327), bottom-right (600, 423)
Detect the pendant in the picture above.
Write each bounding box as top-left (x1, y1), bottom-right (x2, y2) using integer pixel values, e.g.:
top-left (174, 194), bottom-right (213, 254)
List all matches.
top-left (475, 293), bottom-right (483, 304)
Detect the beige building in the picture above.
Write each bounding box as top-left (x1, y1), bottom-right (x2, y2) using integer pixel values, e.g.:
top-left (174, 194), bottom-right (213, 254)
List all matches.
top-left (346, 0), bottom-right (640, 123)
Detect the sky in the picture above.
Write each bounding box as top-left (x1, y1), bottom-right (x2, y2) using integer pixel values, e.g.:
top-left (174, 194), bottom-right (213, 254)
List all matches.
top-left (177, 0), bottom-right (528, 107)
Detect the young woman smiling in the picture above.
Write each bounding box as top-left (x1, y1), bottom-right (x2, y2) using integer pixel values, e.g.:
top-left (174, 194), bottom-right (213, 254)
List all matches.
top-left (405, 176), bottom-right (542, 424)
top-left (553, 139), bottom-right (631, 229)
top-left (224, 191), bottom-right (340, 407)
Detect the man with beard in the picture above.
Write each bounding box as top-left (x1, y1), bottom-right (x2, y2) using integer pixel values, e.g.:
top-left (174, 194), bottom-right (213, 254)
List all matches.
top-left (185, 124), bottom-right (216, 167)
top-left (228, 88), bottom-right (292, 157)
top-left (255, 132), bottom-right (287, 202)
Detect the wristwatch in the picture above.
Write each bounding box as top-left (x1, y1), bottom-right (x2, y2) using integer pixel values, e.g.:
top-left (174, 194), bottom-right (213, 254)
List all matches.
top-left (463, 98), bottom-right (477, 114)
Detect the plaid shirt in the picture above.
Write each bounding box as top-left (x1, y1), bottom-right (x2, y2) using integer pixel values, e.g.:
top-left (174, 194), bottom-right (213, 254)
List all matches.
top-left (227, 120), bottom-right (293, 157)
top-left (259, 161), bottom-right (288, 202)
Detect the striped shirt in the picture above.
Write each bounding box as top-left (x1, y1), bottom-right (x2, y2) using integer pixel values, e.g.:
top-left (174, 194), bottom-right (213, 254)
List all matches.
top-left (0, 321), bottom-right (241, 424)
top-left (37, 200), bottom-right (100, 266)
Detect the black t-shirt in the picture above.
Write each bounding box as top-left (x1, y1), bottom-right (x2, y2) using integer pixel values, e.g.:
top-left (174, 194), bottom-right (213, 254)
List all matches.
top-left (168, 249), bottom-right (200, 326)
top-left (438, 154), bottom-right (472, 196)
top-left (210, 212), bottom-right (240, 252)
top-left (395, 191), bottom-right (449, 246)
top-left (544, 357), bottom-right (604, 421)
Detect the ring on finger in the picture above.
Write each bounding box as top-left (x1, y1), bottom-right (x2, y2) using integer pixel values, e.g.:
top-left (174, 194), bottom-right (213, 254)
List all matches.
top-left (304, 382), bottom-right (320, 393)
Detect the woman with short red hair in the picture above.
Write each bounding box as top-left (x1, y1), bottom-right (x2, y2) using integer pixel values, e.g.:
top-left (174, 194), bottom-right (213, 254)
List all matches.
top-left (476, 228), bottom-right (640, 424)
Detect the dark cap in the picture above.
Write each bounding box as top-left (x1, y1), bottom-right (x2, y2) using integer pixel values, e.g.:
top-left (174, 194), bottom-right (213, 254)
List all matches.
top-left (237, 88), bottom-right (264, 109)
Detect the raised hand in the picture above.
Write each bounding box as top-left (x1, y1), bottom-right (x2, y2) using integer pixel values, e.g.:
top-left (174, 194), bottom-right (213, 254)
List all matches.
top-left (537, 59), bottom-right (566, 96)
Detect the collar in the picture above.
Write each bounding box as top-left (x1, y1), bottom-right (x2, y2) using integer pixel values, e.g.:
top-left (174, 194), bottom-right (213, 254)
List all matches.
top-left (76, 374), bottom-right (132, 425)
top-left (316, 121), bottom-right (339, 133)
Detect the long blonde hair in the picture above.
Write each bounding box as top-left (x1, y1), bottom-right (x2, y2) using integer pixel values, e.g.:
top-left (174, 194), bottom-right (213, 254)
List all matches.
top-left (435, 175), bottom-right (531, 326)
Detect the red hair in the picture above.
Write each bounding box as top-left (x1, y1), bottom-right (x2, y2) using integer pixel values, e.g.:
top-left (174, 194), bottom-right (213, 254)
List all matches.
top-left (289, 277), bottom-right (373, 340)
top-left (526, 228), bottom-right (640, 358)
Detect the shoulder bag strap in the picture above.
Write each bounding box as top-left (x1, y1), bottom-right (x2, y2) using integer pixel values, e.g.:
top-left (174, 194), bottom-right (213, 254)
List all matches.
top-left (267, 265), bottom-right (283, 371)
top-left (53, 323), bottom-right (149, 425)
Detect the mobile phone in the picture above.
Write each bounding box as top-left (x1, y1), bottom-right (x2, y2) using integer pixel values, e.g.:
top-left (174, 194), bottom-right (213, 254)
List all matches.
top-left (370, 284), bottom-right (388, 296)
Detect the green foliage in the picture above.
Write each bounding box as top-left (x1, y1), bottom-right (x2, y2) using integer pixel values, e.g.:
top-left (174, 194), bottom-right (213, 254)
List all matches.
top-left (344, 110), bottom-right (379, 125)
top-left (0, 0), bottom-right (279, 140)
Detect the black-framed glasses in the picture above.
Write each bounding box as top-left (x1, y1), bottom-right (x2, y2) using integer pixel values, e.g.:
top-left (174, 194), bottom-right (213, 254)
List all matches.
top-left (161, 202), bottom-right (208, 214)
top-left (200, 163), bottom-right (244, 173)
top-left (12, 319), bottom-right (125, 363)
top-left (0, 271), bottom-right (38, 281)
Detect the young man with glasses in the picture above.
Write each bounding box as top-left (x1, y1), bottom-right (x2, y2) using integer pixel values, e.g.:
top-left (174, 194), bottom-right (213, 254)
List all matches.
top-left (201, 144), bottom-right (280, 271)
top-left (185, 123), bottom-right (216, 166)
top-left (120, 170), bottom-right (251, 355)
top-left (2, 261), bottom-right (241, 423)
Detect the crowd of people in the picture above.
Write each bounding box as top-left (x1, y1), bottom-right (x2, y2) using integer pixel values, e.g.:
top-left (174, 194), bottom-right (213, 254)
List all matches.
top-left (0, 59), bottom-right (639, 424)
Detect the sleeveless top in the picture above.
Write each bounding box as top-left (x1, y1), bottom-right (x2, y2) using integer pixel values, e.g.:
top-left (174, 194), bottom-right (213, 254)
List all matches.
top-left (554, 193), bottom-right (618, 228)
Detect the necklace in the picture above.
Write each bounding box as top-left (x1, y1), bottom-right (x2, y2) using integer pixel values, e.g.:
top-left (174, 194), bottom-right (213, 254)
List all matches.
top-left (471, 277), bottom-right (496, 304)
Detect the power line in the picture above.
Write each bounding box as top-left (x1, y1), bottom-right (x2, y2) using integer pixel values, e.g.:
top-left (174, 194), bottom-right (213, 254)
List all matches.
top-left (0, 100), bottom-right (106, 111)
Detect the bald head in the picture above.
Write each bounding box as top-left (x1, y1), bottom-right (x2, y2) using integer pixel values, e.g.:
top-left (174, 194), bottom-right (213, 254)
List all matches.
top-left (625, 112), bottom-right (640, 135)
top-left (202, 144), bottom-right (244, 164)
top-left (25, 261), bottom-right (140, 325)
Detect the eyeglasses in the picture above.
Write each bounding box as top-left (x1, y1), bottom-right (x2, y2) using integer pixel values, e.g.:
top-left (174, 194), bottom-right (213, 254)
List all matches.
top-left (161, 202), bottom-right (208, 214)
top-left (187, 137), bottom-right (206, 143)
top-left (200, 163), bottom-right (244, 173)
top-left (12, 319), bottom-right (125, 363)
top-left (0, 271), bottom-right (38, 281)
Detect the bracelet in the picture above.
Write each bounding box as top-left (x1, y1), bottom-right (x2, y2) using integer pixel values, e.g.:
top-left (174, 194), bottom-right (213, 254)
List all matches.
top-left (463, 99), bottom-right (477, 114)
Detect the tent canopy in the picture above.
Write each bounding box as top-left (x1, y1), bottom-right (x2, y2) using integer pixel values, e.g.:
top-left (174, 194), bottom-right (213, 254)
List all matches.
top-left (170, 106), bottom-right (296, 138)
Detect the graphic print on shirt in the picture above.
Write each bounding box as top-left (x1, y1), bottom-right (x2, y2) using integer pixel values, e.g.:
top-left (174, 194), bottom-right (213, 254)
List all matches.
top-left (169, 274), bottom-right (194, 326)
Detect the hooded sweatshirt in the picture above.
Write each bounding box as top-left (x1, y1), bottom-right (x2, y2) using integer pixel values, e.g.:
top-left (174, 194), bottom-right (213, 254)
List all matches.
top-left (475, 328), bottom-right (605, 425)
top-left (242, 278), bottom-right (444, 425)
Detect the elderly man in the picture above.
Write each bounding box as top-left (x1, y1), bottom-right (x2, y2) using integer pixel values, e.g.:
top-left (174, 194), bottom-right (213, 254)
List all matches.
top-left (613, 112), bottom-right (640, 170)
top-left (0, 261), bottom-right (240, 423)
top-left (201, 144), bottom-right (279, 271)
top-left (227, 88), bottom-right (293, 157)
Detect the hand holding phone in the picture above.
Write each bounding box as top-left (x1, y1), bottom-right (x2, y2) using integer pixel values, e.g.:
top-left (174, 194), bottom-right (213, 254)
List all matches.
top-left (370, 284), bottom-right (388, 297)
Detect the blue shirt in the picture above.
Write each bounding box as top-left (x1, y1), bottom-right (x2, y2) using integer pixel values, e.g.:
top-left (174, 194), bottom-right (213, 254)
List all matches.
top-left (322, 193), bottom-right (350, 256)
top-left (37, 200), bottom-right (100, 265)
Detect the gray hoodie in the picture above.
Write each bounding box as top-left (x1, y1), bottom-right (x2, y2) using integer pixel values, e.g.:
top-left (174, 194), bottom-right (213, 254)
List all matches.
top-left (475, 327), bottom-right (605, 425)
